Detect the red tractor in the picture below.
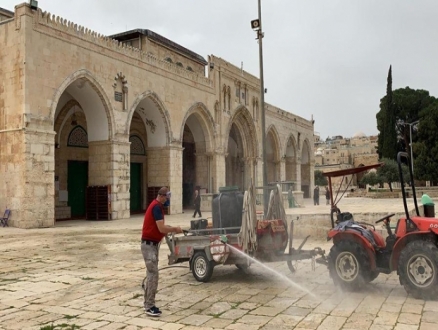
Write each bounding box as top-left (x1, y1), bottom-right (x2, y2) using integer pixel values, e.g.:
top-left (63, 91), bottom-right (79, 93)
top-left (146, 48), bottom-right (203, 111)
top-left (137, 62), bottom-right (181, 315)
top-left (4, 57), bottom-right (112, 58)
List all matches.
top-left (325, 152), bottom-right (438, 299)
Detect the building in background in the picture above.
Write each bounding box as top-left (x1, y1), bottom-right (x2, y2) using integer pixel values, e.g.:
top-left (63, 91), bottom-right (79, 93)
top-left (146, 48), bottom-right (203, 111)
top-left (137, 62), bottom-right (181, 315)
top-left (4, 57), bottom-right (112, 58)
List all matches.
top-left (314, 132), bottom-right (378, 189)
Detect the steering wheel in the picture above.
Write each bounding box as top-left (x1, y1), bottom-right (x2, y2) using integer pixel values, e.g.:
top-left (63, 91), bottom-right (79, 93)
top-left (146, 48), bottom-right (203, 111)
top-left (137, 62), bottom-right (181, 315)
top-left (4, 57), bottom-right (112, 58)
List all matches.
top-left (375, 213), bottom-right (395, 224)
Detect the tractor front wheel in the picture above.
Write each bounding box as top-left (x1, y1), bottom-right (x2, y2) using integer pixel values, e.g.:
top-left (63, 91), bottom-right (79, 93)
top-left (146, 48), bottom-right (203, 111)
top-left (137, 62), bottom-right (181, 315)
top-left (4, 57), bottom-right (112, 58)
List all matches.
top-left (328, 240), bottom-right (375, 290)
top-left (398, 240), bottom-right (438, 299)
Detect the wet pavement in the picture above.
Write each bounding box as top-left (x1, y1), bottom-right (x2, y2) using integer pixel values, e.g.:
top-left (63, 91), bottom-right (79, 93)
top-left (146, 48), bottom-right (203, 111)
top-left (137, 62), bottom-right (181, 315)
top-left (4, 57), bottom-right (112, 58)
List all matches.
top-left (0, 198), bottom-right (437, 330)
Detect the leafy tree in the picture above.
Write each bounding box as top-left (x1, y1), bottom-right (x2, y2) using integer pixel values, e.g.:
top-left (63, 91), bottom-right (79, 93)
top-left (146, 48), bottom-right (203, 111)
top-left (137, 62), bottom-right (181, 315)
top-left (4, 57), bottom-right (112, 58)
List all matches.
top-left (376, 158), bottom-right (408, 192)
top-left (377, 86), bottom-right (436, 160)
top-left (360, 172), bottom-right (382, 187)
top-left (314, 170), bottom-right (328, 186)
top-left (414, 102), bottom-right (438, 182)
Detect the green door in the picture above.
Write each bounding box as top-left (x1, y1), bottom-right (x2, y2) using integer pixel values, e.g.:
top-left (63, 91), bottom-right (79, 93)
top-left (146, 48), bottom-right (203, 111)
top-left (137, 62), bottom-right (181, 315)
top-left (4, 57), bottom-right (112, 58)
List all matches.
top-left (68, 161), bottom-right (88, 218)
top-left (130, 163), bottom-right (142, 212)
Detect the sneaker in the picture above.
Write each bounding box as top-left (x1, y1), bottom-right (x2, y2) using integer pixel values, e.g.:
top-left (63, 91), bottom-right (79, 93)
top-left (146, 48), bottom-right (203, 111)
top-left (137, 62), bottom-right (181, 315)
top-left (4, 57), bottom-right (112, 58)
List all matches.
top-left (145, 306), bottom-right (162, 317)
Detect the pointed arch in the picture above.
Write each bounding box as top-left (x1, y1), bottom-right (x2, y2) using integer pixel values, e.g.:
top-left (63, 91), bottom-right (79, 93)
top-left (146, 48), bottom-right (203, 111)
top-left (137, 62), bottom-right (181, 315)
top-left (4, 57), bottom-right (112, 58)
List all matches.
top-left (179, 102), bottom-right (216, 152)
top-left (266, 124), bottom-right (282, 160)
top-left (50, 69), bottom-right (114, 141)
top-left (301, 138), bottom-right (311, 164)
top-left (127, 91), bottom-right (172, 146)
top-left (284, 133), bottom-right (297, 158)
top-left (225, 105), bottom-right (258, 158)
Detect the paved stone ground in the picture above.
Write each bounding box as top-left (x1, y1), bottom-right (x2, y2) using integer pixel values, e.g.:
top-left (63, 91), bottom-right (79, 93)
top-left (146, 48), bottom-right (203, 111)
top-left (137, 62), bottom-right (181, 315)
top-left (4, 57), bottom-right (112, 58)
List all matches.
top-left (1, 198), bottom-right (437, 330)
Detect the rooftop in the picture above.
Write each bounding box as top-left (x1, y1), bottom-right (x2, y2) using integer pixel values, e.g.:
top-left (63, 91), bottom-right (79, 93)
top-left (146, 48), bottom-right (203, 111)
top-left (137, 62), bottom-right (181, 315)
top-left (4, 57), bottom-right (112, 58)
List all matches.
top-left (109, 29), bottom-right (207, 65)
top-left (0, 6), bottom-right (14, 18)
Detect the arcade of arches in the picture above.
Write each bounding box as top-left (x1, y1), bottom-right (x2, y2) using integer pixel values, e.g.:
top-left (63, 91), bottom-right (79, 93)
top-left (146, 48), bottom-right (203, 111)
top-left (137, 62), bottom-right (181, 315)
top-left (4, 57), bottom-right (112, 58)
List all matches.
top-left (0, 4), bottom-right (315, 228)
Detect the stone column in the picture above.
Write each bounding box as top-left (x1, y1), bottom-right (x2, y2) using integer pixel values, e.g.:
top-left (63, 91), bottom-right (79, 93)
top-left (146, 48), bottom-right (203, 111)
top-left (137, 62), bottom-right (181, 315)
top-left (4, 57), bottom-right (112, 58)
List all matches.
top-left (147, 144), bottom-right (183, 214)
top-left (295, 156), bottom-right (302, 193)
top-left (280, 157), bottom-right (286, 182)
top-left (257, 156), bottom-right (263, 188)
top-left (169, 144), bottom-right (183, 214)
top-left (310, 160), bottom-right (315, 195)
top-left (212, 151), bottom-right (226, 192)
top-left (89, 140), bottom-right (131, 220)
top-left (205, 152), bottom-right (214, 193)
top-left (19, 128), bottom-right (57, 228)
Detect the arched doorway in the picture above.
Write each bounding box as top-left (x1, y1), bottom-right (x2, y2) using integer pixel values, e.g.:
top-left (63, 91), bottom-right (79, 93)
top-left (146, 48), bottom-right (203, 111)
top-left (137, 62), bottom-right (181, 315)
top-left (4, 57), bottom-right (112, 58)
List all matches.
top-left (266, 126), bottom-right (281, 184)
top-left (128, 92), bottom-right (170, 213)
top-left (285, 135), bottom-right (297, 186)
top-left (180, 103), bottom-right (214, 209)
top-left (129, 114), bottom-right (147, 213)
top-left (225, 107), bottom-right (258, 191)
top-left (226, 123), bottom-right (245, 188)
top-left (53, 73), bottom-right (112, 220)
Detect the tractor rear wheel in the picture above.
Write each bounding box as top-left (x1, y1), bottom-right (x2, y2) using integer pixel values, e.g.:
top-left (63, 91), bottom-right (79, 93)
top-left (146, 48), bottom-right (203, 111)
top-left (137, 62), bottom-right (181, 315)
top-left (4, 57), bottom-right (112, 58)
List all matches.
top-left (328, 240), bottom-right (375, 290)
top-left (398, 240), bottom-right (438, 299)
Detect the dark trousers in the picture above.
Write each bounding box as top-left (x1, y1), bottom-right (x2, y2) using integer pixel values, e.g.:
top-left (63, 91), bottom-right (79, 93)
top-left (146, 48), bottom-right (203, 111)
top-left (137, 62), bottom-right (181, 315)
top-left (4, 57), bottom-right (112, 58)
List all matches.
top-left (193, 205), bottom-right (201, 217)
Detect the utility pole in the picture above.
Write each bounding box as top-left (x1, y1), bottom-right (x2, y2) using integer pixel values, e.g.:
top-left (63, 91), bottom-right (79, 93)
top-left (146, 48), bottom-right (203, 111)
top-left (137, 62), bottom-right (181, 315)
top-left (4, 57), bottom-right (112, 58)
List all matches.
top-left (406, 120), bottom-right (419, 173)
top-left (251, 0), bottom-right (268, 215)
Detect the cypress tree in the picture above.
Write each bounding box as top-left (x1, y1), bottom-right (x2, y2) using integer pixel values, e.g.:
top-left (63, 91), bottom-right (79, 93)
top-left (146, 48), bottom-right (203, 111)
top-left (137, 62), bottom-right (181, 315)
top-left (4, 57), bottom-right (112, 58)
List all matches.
top-left (382, 65), bottom-right (397, 159)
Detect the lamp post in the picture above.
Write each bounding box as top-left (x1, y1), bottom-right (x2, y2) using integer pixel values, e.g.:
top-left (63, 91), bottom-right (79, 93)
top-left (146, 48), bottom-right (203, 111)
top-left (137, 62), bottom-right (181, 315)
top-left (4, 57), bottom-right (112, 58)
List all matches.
top-left (406, 120), bottom-right (419, 173)
top-left (251, 0), bottom-right (268, 214)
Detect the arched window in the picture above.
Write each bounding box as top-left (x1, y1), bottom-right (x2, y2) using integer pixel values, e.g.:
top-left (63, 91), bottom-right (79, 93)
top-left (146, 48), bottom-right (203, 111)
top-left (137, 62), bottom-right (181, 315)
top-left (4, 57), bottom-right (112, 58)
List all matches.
top-left (67, 126), bottom-right (88, 148)
top-left (130, 135), bottom-right (146, 155)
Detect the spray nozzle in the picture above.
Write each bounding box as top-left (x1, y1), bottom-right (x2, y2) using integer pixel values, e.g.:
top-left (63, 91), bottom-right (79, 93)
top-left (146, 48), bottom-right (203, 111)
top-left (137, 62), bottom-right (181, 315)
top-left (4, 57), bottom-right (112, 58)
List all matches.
top-left (220, 235), bottom-right (228, 244)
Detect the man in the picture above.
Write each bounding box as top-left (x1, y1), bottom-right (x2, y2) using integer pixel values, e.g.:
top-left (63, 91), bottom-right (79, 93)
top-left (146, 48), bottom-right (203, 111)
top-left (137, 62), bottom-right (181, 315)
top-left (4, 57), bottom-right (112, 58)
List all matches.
top-left (288, 186), bottom-right (295, 208)
top-left (313, 186), bottom-right (320, 205)
top-left (141, 187), bottom-right (182, 317)
top-left (192, 189), bottom-right (202, 218)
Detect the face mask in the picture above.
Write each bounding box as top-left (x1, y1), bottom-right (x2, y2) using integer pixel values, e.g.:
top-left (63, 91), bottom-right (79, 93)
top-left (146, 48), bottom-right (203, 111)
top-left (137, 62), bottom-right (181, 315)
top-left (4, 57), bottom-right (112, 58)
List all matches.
top-left (163, 191), bottom-right (171, 207)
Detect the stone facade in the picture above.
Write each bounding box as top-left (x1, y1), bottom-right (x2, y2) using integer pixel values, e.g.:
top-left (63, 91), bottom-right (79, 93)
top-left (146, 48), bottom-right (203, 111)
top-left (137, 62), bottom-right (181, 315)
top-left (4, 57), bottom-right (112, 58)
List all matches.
top-left (0, 4), bottom-right (315, 228)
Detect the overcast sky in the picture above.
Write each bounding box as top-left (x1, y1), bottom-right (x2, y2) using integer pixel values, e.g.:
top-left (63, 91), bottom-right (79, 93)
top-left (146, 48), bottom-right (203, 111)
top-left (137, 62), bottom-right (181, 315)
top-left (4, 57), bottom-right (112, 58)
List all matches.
top-left (4, 0), bottom-right (438, 139)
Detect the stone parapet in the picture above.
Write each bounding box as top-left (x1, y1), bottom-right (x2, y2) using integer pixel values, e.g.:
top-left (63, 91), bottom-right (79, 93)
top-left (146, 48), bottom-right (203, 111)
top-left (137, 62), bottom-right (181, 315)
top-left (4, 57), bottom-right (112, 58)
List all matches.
top-left (34, 9), bottom-right (213, 90)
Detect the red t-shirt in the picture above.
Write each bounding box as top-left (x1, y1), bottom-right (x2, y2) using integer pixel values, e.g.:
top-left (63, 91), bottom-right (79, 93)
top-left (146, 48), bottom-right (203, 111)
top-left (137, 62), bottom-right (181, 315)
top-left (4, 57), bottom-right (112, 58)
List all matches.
top-left (141, 199), bottom-right (166, 242)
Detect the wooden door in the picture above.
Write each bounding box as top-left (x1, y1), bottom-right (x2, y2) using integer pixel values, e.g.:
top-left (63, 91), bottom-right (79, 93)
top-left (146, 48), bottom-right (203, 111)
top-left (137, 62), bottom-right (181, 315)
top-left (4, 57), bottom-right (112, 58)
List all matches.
top-left (68, 161), bottom-right (88, 218)
top-left (130, 163), bottom-right (142, 212)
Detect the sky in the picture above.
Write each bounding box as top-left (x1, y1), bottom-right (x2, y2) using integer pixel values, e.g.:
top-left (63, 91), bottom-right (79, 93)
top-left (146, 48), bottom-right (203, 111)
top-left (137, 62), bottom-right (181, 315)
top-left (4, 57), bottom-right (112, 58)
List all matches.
top-left (4, 0), bottom-right (438, 139)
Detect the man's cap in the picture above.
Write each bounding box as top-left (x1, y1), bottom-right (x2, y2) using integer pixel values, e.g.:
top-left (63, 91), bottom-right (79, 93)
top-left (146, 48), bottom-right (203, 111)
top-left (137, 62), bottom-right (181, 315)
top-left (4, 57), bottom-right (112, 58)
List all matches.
top-left (158, 187), bottom-right (169, 195)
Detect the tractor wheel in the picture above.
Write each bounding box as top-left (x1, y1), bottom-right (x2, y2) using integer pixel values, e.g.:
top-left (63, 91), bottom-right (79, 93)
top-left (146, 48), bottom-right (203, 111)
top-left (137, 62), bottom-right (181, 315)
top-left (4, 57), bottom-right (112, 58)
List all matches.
top-left (192, 251), bottom-right (214, 282)
top-left (328, 240), bottom-right (375, 290)
top-left (398, 240), bottom-right (438, 299)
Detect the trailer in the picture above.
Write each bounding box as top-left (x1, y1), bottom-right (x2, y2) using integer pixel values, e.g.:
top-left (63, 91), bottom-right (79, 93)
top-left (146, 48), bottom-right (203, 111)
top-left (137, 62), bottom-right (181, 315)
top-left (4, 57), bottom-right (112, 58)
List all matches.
top-left (165, 184), bottom-right (326, 282)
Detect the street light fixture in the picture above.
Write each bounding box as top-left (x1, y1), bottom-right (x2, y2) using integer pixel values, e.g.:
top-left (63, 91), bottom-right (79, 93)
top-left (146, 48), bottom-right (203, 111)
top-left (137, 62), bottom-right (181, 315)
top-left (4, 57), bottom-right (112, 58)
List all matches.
top-left (405, 120), bottom-right (419, 173)
top-left (252, 0), bottom-right (268, 215)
